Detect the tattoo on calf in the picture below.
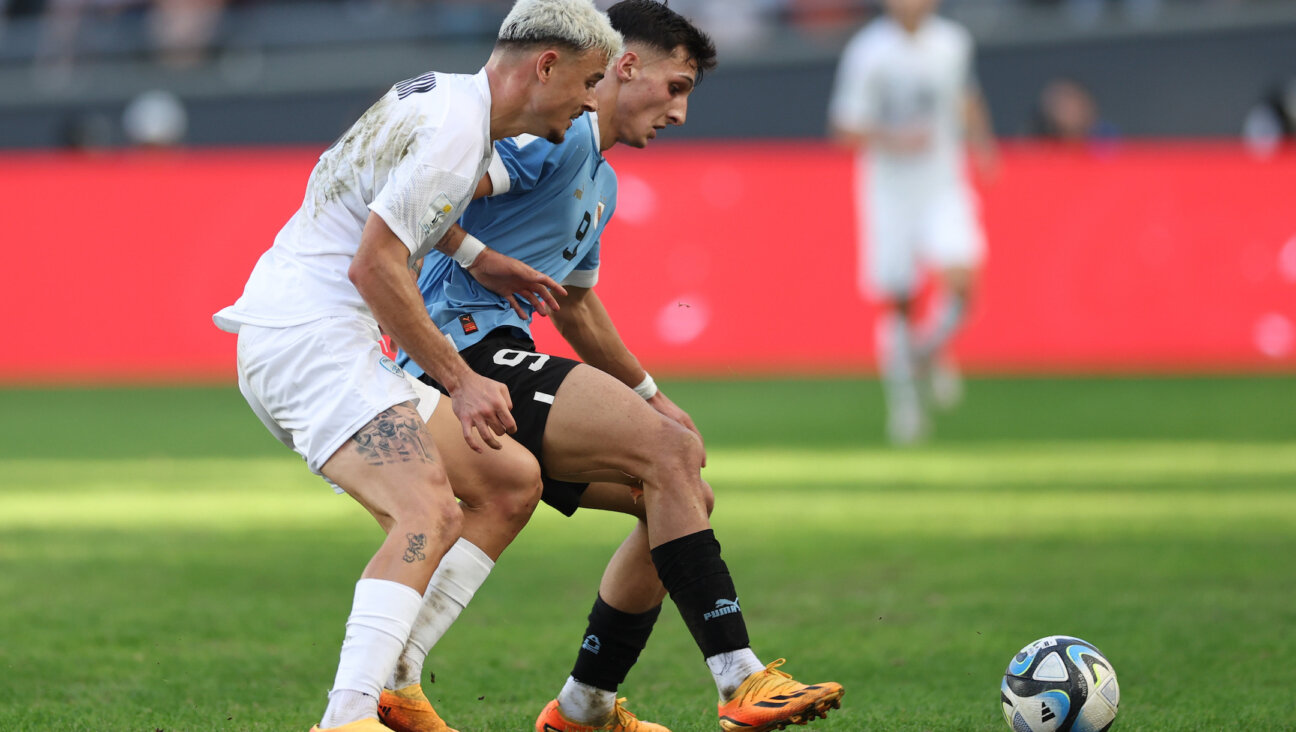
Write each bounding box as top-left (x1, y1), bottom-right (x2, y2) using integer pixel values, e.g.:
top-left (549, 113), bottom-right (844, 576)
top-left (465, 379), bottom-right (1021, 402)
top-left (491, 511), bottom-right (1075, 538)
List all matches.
top-left (403, 533), bottom-right (428, 563)
top-left (350, 404), bottom-right (433, 466)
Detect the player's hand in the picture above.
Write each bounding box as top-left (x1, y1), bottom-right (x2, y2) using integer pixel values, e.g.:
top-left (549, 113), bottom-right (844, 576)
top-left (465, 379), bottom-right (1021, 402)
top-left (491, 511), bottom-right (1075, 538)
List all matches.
top-left (887, 127), bottom-right (931, 154)
top-left (647, 390), bottom-right (707, 467)
top-left (448, 371), bottom-right (516, 452)
top-left (468, 248), bottom-right (568, 320)
top-left (973, 145), bottom-right (1001, 183)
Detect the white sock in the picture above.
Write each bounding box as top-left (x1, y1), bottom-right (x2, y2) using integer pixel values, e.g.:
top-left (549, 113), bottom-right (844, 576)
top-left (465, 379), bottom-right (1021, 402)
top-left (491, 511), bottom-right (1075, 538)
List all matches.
top-left (918, 292), bottom-right (967, 360)
top-left (556, 675), bottom-right (617, 724)
top-left (320, 578), bottom-right (423, 728)
top-left (706, 648), bottom-right (765, 701)
top-left (388, 538), bottom-right (495, 690)
top-left (320, 690), bottom-right (376, 730)
top-left (879, 312), bottom-right (920, 412)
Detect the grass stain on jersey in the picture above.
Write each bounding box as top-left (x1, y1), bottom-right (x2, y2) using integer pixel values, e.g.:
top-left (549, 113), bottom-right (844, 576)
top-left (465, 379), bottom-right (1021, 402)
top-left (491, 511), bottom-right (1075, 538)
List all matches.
top-left (307, 93), bottom-right (427, 212)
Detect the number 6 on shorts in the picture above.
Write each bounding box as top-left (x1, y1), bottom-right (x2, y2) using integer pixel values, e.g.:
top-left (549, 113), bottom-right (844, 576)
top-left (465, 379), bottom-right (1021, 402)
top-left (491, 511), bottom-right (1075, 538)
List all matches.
top-left (493, 348), bottom-right (551, 371)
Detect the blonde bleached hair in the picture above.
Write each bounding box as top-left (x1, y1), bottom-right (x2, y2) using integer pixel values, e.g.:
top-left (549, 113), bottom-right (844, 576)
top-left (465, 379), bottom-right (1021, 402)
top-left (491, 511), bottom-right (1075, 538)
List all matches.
top-left (497, 0), bottom-right (624, 63)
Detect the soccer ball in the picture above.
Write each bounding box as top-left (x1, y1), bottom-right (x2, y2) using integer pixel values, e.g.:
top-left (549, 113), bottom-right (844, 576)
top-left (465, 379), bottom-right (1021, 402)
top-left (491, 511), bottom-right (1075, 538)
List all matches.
top-left (1000, 635), bottom-right (1120, 732)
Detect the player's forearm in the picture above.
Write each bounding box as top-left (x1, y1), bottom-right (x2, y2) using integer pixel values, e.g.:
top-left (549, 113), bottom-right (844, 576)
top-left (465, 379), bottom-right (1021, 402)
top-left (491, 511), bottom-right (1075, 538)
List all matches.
top-left (433, 224), bottom-right (469, 259)
top-left (833, 123), bottom-right (926, 154)
top-left (552, 290), bottom-right (645, 386)
top-left (829, 123), bottom-right (870, 149)
top-left (432, 223), bottom-right (493, 272)
top-left (964, 94), bottom-right (996, 152)
top-left (352, 221), bottom-right (472, 392)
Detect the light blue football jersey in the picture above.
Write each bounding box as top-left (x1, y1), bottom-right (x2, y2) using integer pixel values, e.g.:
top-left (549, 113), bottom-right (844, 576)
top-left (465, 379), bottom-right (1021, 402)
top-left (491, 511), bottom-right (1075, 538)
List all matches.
top-left (400, 112), bottom-right (617, 378)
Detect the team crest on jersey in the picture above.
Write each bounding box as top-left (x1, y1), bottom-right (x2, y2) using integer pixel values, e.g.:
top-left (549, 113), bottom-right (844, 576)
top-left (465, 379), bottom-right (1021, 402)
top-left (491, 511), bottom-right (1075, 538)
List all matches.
top-left (418, 193), bottom-right (454, 240)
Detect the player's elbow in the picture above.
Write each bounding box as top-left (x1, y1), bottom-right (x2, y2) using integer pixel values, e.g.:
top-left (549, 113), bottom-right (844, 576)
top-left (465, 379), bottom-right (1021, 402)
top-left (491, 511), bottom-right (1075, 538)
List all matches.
top-left (830, 126), bottom-right (865, 148)
top-left (348, 249), bottom-right (382, 296)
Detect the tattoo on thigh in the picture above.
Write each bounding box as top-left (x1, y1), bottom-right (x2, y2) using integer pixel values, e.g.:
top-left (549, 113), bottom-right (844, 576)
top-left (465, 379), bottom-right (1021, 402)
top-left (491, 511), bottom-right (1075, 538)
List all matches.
top-left (403, 532), bottom-right (428, 563)
top-left (350, 404), bottom-right (433, 466)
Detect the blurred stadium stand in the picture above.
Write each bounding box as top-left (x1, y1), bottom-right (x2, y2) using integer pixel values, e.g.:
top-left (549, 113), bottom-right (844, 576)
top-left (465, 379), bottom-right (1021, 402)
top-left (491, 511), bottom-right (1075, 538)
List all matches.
top-left (2, 0), bottom-right (1295, 147)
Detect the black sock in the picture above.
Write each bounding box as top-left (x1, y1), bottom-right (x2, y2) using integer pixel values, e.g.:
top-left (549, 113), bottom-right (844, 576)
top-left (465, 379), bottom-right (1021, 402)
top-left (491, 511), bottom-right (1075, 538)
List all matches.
top-left (650, 529), bottom-right (750, 658)
top-left (570, 595), bottom-right (661, 691)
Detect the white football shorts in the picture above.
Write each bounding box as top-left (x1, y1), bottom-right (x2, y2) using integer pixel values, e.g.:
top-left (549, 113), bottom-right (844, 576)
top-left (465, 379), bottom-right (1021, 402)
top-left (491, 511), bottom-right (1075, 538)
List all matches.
top-left (859, 182), bottom-right (985, 299)
top-left (235, 316), bottom-right (441, 479)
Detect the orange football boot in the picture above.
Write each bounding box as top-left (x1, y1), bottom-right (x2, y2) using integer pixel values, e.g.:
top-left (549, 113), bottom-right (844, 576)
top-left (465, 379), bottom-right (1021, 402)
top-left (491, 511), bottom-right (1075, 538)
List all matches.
top-left (377, 684), bottom-right (459, 732)
top-left (535, 697), bottom-right (670, 732)
top-left (309, 719), bottom-right (393, 732)
top-left (716, 659), bottom-right (843, 732)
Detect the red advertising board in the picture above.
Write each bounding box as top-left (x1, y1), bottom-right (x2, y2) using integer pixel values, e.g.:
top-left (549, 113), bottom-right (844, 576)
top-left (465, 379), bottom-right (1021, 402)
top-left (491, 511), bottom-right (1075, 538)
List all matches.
top-left (1, 142), bottom-right (1293, 383)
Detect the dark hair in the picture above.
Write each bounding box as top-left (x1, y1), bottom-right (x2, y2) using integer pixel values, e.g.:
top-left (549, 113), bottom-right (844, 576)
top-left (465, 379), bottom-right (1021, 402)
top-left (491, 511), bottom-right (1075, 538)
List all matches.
top-left (607, 0), bottom-right (718, 85)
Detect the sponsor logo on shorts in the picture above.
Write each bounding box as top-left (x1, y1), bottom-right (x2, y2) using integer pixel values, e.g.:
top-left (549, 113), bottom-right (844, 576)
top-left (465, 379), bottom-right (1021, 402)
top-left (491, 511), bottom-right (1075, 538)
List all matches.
top-left (459, 313), bottom-right (478, 334)
top-left (378, 355), bottom-right (402, 376)
top-left (581, 634), bottom-right (601, 654)
top-left (703, 598), bottom-right (741, 621)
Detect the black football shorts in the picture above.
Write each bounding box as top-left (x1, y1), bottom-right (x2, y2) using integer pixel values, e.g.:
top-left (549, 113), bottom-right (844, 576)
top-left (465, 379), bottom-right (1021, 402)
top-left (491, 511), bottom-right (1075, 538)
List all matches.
top-left (420, 329), bottom-right (588, 515)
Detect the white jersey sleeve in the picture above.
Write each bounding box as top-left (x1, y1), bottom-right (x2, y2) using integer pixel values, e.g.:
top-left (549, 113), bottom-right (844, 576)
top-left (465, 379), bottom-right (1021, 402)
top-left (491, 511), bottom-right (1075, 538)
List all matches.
top-left (213, 70), bottom-right (493, 331)
top-left (369, 124), bottom-right (484, 260)
top-left (954, 25), bottom-right (978, 94)
top-left (562, 231), bottom-right (601, 288)
top-left (828, 26), bottom-right (881, 132)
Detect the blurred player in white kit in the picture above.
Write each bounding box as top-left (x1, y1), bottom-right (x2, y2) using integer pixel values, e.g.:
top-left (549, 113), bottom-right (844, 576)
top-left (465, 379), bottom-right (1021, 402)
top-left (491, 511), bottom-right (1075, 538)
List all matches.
top-left (828, 0), bottom-right (998, 444)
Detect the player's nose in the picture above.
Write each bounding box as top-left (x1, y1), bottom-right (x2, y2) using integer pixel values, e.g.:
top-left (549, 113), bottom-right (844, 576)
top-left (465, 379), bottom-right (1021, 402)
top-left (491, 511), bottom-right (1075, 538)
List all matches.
top-left (668, 99), bottom-right (688, 126)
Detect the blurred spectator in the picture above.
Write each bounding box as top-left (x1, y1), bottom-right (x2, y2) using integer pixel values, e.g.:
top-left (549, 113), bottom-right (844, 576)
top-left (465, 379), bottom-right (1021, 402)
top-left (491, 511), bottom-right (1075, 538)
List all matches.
top-left (122, 88), bottom-right (188, 146)
top-left (670, 0), bottom-right (775, 51)
top-left (35, 0), bottom-right (223, 78)
top-left (35, 0), bottom-right (146, 81)
top-left (785, 0), bottom-right (875, 33)
top-left (60, 109), bottom-right (116, 151)
top-left (1242, 78), bottom-right (1296, 157)
top-left (150, 0), bottom-right (225, 68)
top-left (1030, 76), bottom-right (1118, 143)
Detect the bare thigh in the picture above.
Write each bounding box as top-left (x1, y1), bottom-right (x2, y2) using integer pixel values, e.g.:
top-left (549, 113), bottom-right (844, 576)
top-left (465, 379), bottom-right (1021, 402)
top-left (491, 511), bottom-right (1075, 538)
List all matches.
top-left (540, 364), bottom-right (694, 484)
top-left (422, 397), bottom-right (540, 508)
top-left (320, 402), bottom-right (462, 585)
top-left (322, 402), bottom-right (450, 519)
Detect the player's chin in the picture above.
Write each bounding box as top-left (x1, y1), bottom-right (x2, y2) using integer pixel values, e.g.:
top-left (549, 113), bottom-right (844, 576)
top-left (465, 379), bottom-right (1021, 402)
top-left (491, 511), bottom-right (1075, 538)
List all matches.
top-left (545, 116), bottom-right (578, 143)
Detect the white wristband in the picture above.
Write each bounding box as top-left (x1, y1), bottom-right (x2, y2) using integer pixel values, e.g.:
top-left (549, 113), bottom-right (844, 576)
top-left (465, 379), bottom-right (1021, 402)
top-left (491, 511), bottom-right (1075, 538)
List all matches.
top-left (632, 373), bottom-right (658, 400)
top-left (452, 234), bottom-right (486, 269)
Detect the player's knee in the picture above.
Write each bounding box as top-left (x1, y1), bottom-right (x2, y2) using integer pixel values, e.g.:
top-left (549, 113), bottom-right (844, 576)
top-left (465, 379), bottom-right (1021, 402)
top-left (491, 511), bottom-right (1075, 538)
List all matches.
top-left (494, 459), bottom-right (543, 525)
top-left (422, 491), bottom-right (464, 537)
top-left (700, 479), bottom-right (715, 516)
top-left (645, 420), bottom-right (705, 489)
top-left (668, 422), bottom-right (706, 474)
top-left (393, 470), bottom-right (462, 536)
top-left (888, 297), bottom-right (916, 316)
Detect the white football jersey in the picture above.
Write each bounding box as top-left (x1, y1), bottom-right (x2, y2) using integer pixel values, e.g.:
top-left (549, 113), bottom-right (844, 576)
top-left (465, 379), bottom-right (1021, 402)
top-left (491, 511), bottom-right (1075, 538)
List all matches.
top-left (215, 70), bottom-right (495, 332)
top-left (829, 14), bottom-right (975, 187)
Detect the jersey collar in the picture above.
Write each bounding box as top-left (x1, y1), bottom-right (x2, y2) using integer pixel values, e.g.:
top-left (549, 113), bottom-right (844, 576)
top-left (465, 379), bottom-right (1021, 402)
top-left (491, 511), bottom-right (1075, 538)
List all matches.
top-left (587, 111), bottom-right (602, 152)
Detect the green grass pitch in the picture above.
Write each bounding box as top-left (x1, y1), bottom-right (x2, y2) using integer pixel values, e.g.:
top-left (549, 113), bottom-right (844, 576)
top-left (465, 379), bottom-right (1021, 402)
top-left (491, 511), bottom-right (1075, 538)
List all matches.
top-left (1, 375), bottom-right (1294, 731)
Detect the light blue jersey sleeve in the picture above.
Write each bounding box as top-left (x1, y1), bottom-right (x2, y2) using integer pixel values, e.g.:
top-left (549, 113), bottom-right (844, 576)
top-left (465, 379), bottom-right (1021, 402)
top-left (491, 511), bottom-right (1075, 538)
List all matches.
top-left (565, 224), bottom-right (601, 288)
top-left (397, 113), bottom-right (618, 377)
top-left (492, 133), bottom-right (557, 195)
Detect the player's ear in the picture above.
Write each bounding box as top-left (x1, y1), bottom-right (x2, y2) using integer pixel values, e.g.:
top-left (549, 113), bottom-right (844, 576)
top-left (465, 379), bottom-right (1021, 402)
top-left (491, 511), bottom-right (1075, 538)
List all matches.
top-left (616, 50), bottom-right (638, 82)
top-left (536, 49), bottom-right (561, 83)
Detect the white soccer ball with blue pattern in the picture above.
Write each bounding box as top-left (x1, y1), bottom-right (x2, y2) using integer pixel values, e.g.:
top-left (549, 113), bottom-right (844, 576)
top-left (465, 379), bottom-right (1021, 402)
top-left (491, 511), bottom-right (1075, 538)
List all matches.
top-left (1000, 635), bottom-right (1120, 732)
